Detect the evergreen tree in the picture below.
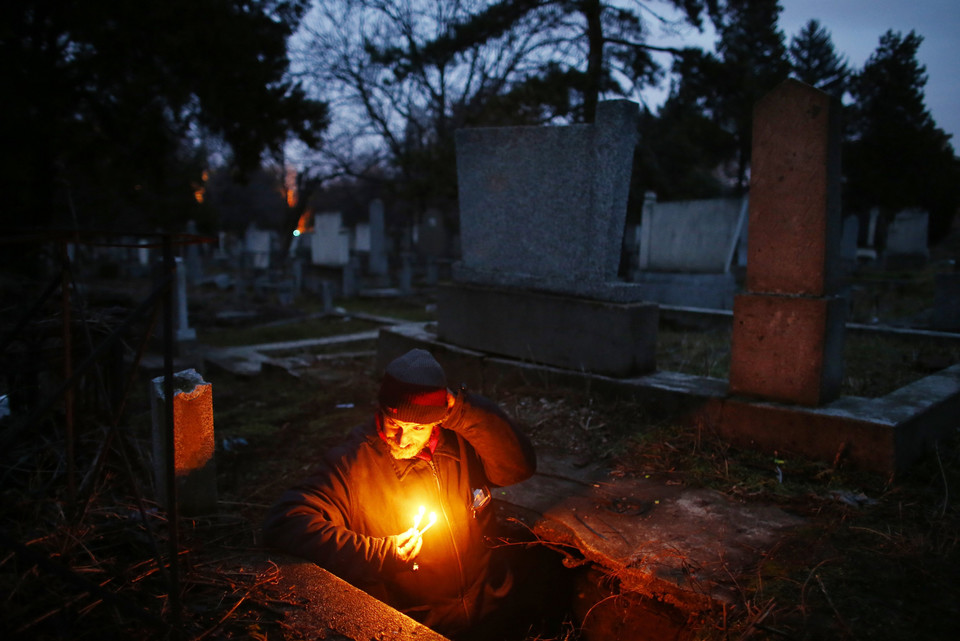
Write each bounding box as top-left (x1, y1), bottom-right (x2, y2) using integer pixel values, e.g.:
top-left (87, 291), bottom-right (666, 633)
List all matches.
top-left (650, 0), bottom-right (789, 195)
top-left (712, 0), bottom-right (791, 191)
top-left (844, 30), bottom-right (958, 243)
top-left (789, 19), bottom-right (848, 97)
top-left (637, 47), bottom-right (737, 200)
top-left (0, 0), bottom-right (328, 233)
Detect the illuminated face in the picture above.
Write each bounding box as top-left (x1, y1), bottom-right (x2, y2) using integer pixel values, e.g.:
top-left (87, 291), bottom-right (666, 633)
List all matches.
top-left (380, 415), bottom-right (439, 459)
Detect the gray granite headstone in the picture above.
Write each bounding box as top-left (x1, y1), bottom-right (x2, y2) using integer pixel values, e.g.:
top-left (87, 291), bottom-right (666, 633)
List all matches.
top-left (440, 100), bottom-right (659, 376)
top-left (454, 100), bottom-right (638, 298)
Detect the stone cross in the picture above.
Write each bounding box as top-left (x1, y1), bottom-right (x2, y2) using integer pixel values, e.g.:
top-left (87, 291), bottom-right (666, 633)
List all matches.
top-left (729, 79), bottom-right (846, 406)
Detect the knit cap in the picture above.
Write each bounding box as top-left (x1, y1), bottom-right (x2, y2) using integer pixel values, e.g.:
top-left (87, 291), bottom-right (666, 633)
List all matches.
top-left (378, 349), bottom-right (448, 424)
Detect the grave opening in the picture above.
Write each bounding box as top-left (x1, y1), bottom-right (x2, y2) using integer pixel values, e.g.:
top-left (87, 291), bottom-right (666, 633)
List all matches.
top-left (485, 513), bottom-right (694, 641)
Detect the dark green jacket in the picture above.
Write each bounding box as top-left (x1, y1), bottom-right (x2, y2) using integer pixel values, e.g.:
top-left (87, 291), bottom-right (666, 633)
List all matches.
top-left (262, 392), bottom-right (536, 635)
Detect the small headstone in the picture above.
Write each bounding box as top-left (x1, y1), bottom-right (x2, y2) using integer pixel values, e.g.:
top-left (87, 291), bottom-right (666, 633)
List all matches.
top-left (150, 369), bottom-right (217, 515)
top-left (399, 253), bottom-right (413, 295)
top-left (639, 196), bottom-right (746, 273)
top-left (174, 257), bottom-right (196, 342)
top-left (311, 212), bottom-right (350, 266)
top-left (884, 208), bottom-right (929, 270)
top-left (368, 199), bottom-right (388, 276)
top-left (244, 227), bottom-right (272, 270)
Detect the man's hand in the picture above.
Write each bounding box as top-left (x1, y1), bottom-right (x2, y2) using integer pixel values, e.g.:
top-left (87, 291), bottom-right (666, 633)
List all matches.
top-left (439, 389), bottom-right (463, 427)
top-left (393, 528), bottom-right (423, 563)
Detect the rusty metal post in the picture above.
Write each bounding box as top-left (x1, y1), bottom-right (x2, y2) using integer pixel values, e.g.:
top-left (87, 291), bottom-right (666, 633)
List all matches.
top-left (60, 239), bottom-right (76, 501)
top-left (162, 235), bottom-right (182, 634)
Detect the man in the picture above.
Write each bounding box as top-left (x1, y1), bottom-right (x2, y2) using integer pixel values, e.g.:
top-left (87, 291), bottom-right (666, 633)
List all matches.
top-left (262, 348), bottom-right (537, 638)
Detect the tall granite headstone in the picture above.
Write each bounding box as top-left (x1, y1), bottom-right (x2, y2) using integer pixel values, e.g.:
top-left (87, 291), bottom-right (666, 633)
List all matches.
top-left (729, 79), bottom-right (845, 406)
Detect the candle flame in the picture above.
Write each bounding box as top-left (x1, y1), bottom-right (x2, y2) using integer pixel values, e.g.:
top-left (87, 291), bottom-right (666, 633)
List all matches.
top-left (411, 506), bottom-right (437, 535)
top-left (419, 512), bottom-right (438, 535)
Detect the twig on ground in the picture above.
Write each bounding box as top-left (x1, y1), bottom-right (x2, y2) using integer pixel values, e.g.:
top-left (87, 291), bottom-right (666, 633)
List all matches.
top-left (816, 573), bottom-right (858, 640)
top-left (935, 441), bottom-right (949, 519)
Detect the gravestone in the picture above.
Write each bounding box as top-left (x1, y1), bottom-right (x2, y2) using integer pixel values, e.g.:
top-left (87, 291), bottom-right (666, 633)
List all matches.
top-left (857, 207), bottom-right (881, 262)
top-left (630, 195), bottom-right (746, 309)
top-left (455, 101), bottom-right (638, 294)
top-left (440, 100), bottom-right (659, 377)
top-left (639, 196), bottom-right (746, 273)
top-left (353, 222), bottom-right (370, 253)
top-left (884, 208), bottom-right (929, 269)
top-left (417, 208), bottom-right (450, 257)
top-left (840, 215), bottom-right (859, 278)
top-left (174, 257), bottom-right (196, 343)
top-left (310, 212), bottom-right (350, 266)
top-left (729, 78), bottom-right (845, 406)
top-left (368, 199), bottom-right (389, 278)
top-left (244, 226), bottom-right (272, 270)
top-left (150, 369), bottom-right (217, 515)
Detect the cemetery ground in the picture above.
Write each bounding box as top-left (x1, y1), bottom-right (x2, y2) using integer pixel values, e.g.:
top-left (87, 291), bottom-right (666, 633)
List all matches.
top-left (3, 256), bottom-right (960, 640)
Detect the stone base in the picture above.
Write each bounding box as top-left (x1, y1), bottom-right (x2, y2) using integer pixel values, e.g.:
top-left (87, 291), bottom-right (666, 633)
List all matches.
top-left (437, 283), bottom-right (658, 377)
top-left (624, 271), bottom-right (737, 310)
top-left (729, 293), bottom-right (845, 406)
top-left (377, 324), bottom-right (960, 474)
top-left (452, 264), bottom-right (666, 303)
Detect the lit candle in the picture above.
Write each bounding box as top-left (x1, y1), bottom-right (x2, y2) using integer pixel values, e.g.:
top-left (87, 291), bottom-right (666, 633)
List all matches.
top-left (418, 512), bottom-right (438, 535)
top-left (410, 506), bottom-right (437, 536)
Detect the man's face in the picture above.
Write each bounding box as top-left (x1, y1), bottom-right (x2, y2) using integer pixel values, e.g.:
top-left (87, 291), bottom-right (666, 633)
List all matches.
top-left (380, 415), bottom-right (438, 460)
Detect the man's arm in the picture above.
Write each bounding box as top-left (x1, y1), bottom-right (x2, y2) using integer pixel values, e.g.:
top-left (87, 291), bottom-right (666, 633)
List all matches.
top-left (442, 390), bottom-right (536, 486)
top-left (261, 465), bottom-right (412, 585)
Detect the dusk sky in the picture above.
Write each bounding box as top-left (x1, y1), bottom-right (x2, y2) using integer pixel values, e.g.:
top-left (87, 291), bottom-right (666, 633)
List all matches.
top-left (647, 0), bottom-right (960, 145)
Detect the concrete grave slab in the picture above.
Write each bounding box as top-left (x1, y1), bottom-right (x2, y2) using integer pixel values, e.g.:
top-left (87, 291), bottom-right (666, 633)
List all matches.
top-left (497, 452), bottom-right (804, 611)
top-left (265, 557), bottom-right (451, 641)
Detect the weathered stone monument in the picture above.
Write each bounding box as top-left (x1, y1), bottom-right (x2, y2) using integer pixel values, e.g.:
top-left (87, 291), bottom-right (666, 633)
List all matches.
top-left (174, 257), bottom-right (197, 343)
top-left (310, 212), bottom-right (350, 266)
top-left (628, 195), bottom-right (747, 309)
top-left (884, 208), bottom-right (929, 269)
top-left (367, 199), bottom-right (389, 282)
top-left (438, 100), bottom-right (658, 376)
top-left (729, 78), bottom-right (845, 406)
top-left (150, 368), bottom-right (217, 515)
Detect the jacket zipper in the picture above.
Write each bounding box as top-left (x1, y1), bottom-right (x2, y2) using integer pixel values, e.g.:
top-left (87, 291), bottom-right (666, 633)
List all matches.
top-left (430, 459), bottom-right (470, 623)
